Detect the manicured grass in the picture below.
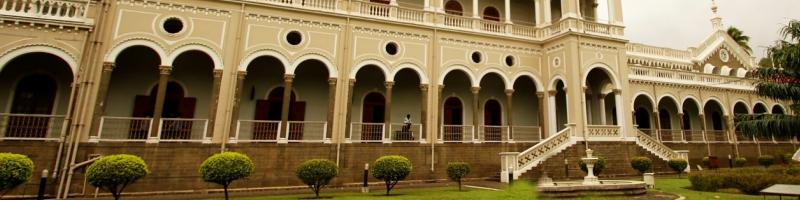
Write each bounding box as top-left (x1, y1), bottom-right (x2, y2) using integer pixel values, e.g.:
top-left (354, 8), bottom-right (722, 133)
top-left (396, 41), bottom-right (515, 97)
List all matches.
top-left (648, 178), bottom-right (785, 200)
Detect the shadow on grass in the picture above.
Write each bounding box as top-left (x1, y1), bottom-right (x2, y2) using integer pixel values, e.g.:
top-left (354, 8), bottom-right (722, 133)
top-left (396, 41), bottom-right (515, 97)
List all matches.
top-left (371, 194), bottom-right (406, 196)
top-left (298, 197), bottom-right (334, 199)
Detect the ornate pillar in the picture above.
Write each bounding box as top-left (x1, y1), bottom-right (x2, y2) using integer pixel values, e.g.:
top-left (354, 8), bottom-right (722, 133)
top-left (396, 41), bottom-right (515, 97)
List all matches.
top-left (227, 71), bottom-right (247, 142)
top-left (725, 115), bottom-right (739, 157)
top-left (279, 74), bottom-right (295, 143)
top-left (534, 0), bottom-right (542, 26)
top-left (89, 62), bottom-right (116, 141)
top-left (543, 0), bottom-right (551, 25)
top-left (612, 89), bottom-right (625, 139)
top-left (653, 111), bottom-right (662, 141)
top-left (699, 113), bottom-right (711, 155)
top-left (537, 91), bottom-right (546, 138)
top-left (504, 0), bottom-right (511, 23)
top-left (204, 69), bottom-right (224, 143)
top-left (148, 65), bottom-right (173, 143)
top-left (344, 79), bottom-right (356, 143)
top-left (420, 84), bottom-right (429, 142)
top-left (326, 78), bottom-right (337, 143)
top-left (678, 113), bottom-right (686, 142)
top-left (472, 0), bottom-right (479, 18)
top-left (384, 81), bottom-right (395, 143)
top-left (584, 92), bottom-right (593, 125)
top-left (471, 87), bottom-right (481, 141)
top-left (598, 93), bottom-right (607, 125)
top-left (505, 89), bottom-right (514, 140)
top-left (548, 90), bottom-right (557, 135)
top-left (437, 85), bottom-right (444, 141)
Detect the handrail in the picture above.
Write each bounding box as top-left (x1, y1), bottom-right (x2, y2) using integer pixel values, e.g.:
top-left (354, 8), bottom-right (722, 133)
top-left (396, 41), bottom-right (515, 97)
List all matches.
top-left (516, 127), bottom-right (572, 169)
top-left (635, 129), bottom-right (679, 160)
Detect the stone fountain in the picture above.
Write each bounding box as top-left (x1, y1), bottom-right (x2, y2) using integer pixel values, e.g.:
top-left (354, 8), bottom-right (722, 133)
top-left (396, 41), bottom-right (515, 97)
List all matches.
top-left (536, 148), bottom-right (647, 197)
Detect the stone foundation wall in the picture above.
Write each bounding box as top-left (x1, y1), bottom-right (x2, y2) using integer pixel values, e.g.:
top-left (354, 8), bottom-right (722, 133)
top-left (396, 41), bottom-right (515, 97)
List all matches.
top-left (0, 141), bottom-right (795, 197)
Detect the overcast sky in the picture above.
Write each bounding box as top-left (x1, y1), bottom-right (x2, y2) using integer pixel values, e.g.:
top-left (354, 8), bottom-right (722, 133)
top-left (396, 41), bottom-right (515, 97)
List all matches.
top-left (603, 0), bottom-right (800, 61)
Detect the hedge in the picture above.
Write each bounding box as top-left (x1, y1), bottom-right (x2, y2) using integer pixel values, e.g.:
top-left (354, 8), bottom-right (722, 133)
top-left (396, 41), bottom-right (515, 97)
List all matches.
top-left (86, 154), bottom-right (150, 200)
top-left (199, 152), bottom-right (254, 200)
top-left (688, 168), bottom-right (800, 195)
top-left (295, 159), bottom-right (338, 197)
top-left (446, 162), bottom-right (471, 191)
top-left (0, 153), bottom-right (34, 198)
top-left (372, 155), bottom-right (412, 196)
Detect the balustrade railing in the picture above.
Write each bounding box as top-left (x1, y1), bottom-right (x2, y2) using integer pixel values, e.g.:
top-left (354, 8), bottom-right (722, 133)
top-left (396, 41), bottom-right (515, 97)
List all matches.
top-left (440, 125), bottom-right (473, 142)
top-left (349, 122), bottom-right (384, 142)
top-left (684, 130), bottom-right (705, 143)
top-left (478, 20), bottom-right (505, 33)
top-left (635, 129), bottom-right (679, 160)
top-left (236, 120), bottom-right (280, 142)
top-left (581, 20), bottom-right (611, 35)
top-left (587, 125), bottom-right (620, 138)
top-left (628, 66), bottom-right (756, 88)
top-left (396, 7), bottom-right (424, 23)
top-left (389, 123), bottom-right (422, 142)
top-left (755, 135), bottom-right (773, 144)
top-left (359, 2), bottom-right (390, 18)
top-left (735, 131), bottom-right (755, 143)
top-left (775, 136), bottom-right (794, 144)
top-left (626, 43), bottom-right (693, 60)
top-left (441, 14), bottom-right (473, 29)
top-left (638, 128), bottom-right (657, 139)
top-left (511, 126), bottom-right (540, 142)
top-left (301, 0), bottom-right (336, 10)
top-left (705, 130), bottom-right (729, 143)
top-left (158, 118), bottom-right (207, 142)
top-left (478, 125), bottom-right (508, 142)
top-left (659, 129), bottom-right (683, 142)
top-left (97, 117), bottom-right (151, 142)
top-left (286, 121), bottom-right (326, 142)
top-left (0, 0), bottom-right (90, 22)
top-left (513, 126), bottom-right (575, 178)
top-left (0, 113), bottom-right (63, 141)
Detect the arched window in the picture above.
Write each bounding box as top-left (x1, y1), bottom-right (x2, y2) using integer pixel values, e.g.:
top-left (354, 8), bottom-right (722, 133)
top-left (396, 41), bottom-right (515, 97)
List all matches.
top-left (659, 109), bottom-right (671, 129)
top-left (444, 0), bottom-right (463, 16)
top-left (370, 0), bottom-right (390, 4)
top-left (682, 110), bottom-right (691, 130)
top-left (483, 6), bottom-right (500, 21)
top-left (11, 74), bottom-right (57, 115)
top-left (711, 112), bottom-right (723, 130)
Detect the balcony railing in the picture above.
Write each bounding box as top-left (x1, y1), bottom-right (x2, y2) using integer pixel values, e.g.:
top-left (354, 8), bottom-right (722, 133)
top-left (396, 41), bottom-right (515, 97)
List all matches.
top-left (236, 120), bottom-right (280, 142)
top-left (735, 131), bottom-right (755, 143)
top-left (389, 123), bottom-right (423, 143)
top-left (439, 125), bottom-right (473, 142)
top-left (626, 43), bottom-right (693, 60)
top-left (659, 129), bottom-right (683, 143)
top-left (158, 118), bottom-right (207, 142)
top-left (638, 128), bottom-right (657, 139)
top-left (0, 113), bottom-right (63, 141)
top-left (629, 66), bottom-right (756, 89)
top-left (587, 125), bottom-right (620, 138)
top-left (511, 126), bottom-right (541, 142)
top-left (348, 122), bottom-right (384, 143)
top-left (0, 0), bottom-right (90, 23)
top-left (684, 130), bottom-right (705, 143)
top-left (97, 117), bottom-right (151, 142)
top-left (478, 125), bottom-right (508, 142)
top-left (705, 130), bottom-right (729, 143)
top-left (286, 121), bottom-right (327, 142)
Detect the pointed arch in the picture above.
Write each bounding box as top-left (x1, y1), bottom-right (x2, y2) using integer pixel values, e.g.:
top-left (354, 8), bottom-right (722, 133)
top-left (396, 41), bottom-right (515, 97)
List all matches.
top-left (105, 38), bottom-right (169, 66)
top-left (439, 64), bottom-right (477, 87)
top-left (582, 62), bottom-right (621, 89)
top-left (477, 67), bottom-right (511, 89)
top-left (351, 59), bottom-right (390, 81)
top-left (290, 53), bottom-right (339, 78)
top-left (390, 62), bottom-right (429, 84)
top-left (1, 44), bottom-right (80, 76)
top-left (511, 71), bottom-right (544, 92)
top-left (239, 49), bottom-right (291, 72)
top-left (167, 44), bottom-right (224, 70)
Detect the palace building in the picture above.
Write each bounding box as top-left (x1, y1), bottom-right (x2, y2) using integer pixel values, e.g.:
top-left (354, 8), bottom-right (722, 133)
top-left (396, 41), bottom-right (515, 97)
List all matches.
top-left (0, 0), bottom-right (794, 197)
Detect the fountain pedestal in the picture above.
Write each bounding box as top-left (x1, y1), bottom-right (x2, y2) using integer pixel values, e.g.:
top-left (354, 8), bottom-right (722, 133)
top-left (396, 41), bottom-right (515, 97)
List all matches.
top-left (582, 149), bottom-right (600, 185)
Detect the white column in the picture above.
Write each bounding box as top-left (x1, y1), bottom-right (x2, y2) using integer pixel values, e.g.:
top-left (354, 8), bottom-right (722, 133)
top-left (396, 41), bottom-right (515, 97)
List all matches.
top-left (585, 93), bottom-right (593, 125)
top-left (504, 0), bottom-right (511, 23)
top-left (575, 0), bottom-right (582, 19)
top-left (548, 90), bottom-right (557, 135)
top-left (606, 0), bottom-right (615, 23)
top-left (390, 0), bottom-right (398, 6)
top-left (614, 89), bottom-right (626, 139)
top-left (438, 0), bottom-right (444, 12)
top-left (534, 0), bottom-right (542, 26)
top-left (543, 0), bottom-right (551, 25)
top-left (473, 0), bottom-right (479, 18)
top-left (599, 94), bottom-right (607, 125)
top-left (424, 0), bottom-right (431, 11)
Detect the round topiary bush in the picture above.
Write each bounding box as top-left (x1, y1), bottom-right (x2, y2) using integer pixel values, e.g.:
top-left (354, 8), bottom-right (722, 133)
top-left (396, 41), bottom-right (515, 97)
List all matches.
top-left (668, 158), bottom-right (688, 178)
top-left (0, 153), bottom-right (34, 198)
top-left (372, 155), bottom-right (412, 196)
top-left (199, 152), bottom-right (254, 200)
top-left (734, 157), bottom-right (746, 167)
top-left (86, 154), bottom-right (150, 200)
top-left (446, 162), bottom-right (471, 191)
top-left (758, 155), bottom-right (775, 168)
top-left (295, 159), bottom-right (338, 198)
top-left (579, 156), bottom-right (606, 176)
top-left (702, 156), bottom-right (710, 167)
top-left (630, 157), bottom-right (653, 175)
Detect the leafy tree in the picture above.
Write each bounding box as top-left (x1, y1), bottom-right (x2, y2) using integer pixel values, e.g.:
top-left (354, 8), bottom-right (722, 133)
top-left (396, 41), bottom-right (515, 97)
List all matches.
top-left (372, 155), bottom-right (412, 196)
top-left (727, 26), bottom-right (753, 54)
top-left (735, 20), bottom-right (800, 138)
top-left (759, 57), bottom-right (773, 68)
top-left (0, 153), bottom-right (34, 198)
top-left (445, 162), bottom-right (471, 191)
top-left (630, 157), bottom-right (653, 175)
top-left (295, 159), bottom-right (338, 198)
top-left (578, 157), bottom-right (606, 176)
top-left (199, 152), bottom-right (254, 200)
top-left (758, 155), bottom-right (775, 168)
top-left (667, 158), bottom-right (688, 178)
top-left (86, 154), bottom-right (150, 200)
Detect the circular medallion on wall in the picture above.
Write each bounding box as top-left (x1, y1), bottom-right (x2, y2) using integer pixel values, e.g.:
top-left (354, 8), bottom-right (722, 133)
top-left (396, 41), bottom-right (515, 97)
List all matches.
top-left (505, 55), bottom-right (515, 67)
top-left (553, 57), bottom-right (561, 67)
top-left (384, 41), bottom-right (399, 57)
top-left (160, 16), bottom-right (187, 37)
top-left (719, 49), bottom-right (730, 62)
top-left (285, 30), bottom-right (304, 48)
top-left (471, 51), bottom-right (482, 64)
top-left (596, 52), bottom-right (604, 59)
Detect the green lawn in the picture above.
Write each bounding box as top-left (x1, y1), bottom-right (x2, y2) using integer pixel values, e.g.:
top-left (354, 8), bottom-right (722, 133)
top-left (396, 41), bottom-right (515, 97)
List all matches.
top-left (215, 178), bottom-right (788, 200)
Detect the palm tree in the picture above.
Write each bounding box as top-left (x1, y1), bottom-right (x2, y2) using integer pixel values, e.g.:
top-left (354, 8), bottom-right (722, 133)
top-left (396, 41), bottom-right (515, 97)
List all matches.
top-left (735, 20), bottom-right (800, 138)
top-left (727, 26), bottom-right (753, 54)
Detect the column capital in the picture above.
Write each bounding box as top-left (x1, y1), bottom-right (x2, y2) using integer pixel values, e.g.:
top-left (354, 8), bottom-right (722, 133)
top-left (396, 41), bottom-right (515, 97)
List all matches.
top-left (563, 87), bottom-right (568, 93)
top-left (548, 90), bottom-right (557, 95)
top-left (349, 79), bottom-right (356, 86)
top-left (470, 87), bottom-right (481, 94)
top-left (158, 65), bottom-right (173, 75)
top-left (213, 69), bottom-right (224, 78)
top-left (612, 88), bottom-right (622, 95)
top-left (385, 81), bottom-right (395, 89)
top-left (420, 84), bottom-right (429, 91)
top-left (582, 86), bottom-right (588, 92)
top-left (652, 111), bottom-right (659, 115)
top-left (598, 93), bottom-right (607, 99)
top-left (698, 114), bottom-right (705, 118)
top-left (536, 91), bottom-right (545, 98)
top-left (283, 74), bottom-right (296, 82)
top-left (723, 115), bottom-right (730, 120)
top-left (438, 85), bottom-right (445, 91)
top-left (505, 89), bottom-right (514, 96)
top-left (236, 71), bottom-right (247, 79)
top-left (102, 62), bottom-right (116, 71)
top-left (328, 77), bottom-right (338, 85)
top-left (678, 113), bottom-right (684, 116)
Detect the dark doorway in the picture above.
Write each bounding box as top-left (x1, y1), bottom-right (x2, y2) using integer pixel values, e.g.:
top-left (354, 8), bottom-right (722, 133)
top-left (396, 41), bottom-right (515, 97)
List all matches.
top-left (659, 109), bottom-right (671, 129)
top-left (635, 107), bottom-right (652, 136)
top-left (362, 92), bottom-right (385, 140)
top-left (483, 7), bottom-right (500, 21)
top-left (682, 110), bottom-right (691, 130)
top-left (445, 0), bottom-right (463, 16)
top-left (7, 74), bottom-right (58, 138)
top-left (443, 97), bottom-right (464, 141)
top-left (484, 99), bottom-right (502, 141)
top-left (254, 87), bottom-right (305, 140)
top-left (711, 112), bottom-right (723, 130)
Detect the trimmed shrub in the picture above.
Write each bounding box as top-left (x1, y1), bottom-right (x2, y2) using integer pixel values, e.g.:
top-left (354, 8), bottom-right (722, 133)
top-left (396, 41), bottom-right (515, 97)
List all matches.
top-left (734, 157), bottom-right (746, 167)
top-left (446, 162), bottom-right (471, 191)
top-left (295, 159), bottom-right (338, 198)
top-left (758, 155), bottom-right (775, 168)
top-left (702, 156), bottom-right (710, 167)
top-left (372, 155), bottom-right (412, 196)
top-left (688, 168), bottom-right (800, 195)
top-left (87, 154), bottom-right (150, 200)
top-left (630, 157), bottom-right (653, 175)
top-left (579, 156), bottom-right (606, 176)
top-left (786, 166), bottom-right (800, 176)
top-left (199, 152), bottom-right (254, 200)
top-left (776, 151), bottom-right (794, 165)
top-left (668, 158), bottom-right (688, 178)
top-left (0, 153), bottom-right (34, 198)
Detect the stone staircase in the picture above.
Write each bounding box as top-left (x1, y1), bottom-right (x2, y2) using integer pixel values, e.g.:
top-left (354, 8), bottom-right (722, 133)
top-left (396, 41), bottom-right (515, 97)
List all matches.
top-left (634, 129), bottom-right (680, 161)
top-left (500, 125), bottom-right (578, 182)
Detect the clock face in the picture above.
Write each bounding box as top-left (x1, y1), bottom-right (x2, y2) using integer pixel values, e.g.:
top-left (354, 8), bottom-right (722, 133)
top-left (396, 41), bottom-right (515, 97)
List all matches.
top-left (719, 49), bottom-right (729, 62)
